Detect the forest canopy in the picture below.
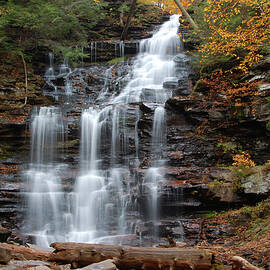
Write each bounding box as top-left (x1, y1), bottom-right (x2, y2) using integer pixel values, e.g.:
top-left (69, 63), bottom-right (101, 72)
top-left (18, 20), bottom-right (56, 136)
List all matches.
top-left (0, 0), bottom-right (269, 73)
top-left (0, 0), bottom-right (108, 56)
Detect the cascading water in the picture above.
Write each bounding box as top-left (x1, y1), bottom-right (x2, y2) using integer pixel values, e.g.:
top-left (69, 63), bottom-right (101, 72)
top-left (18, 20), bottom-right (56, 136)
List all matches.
top-left (151, 106), bottom-right (166, 159)
top-left (120, 41), bottom-right (125, 58)
top-left (44, 53), bottom-right (55, 80)
top-left (143, 106), bottom-right (167, 230)
top-left (113, 15), bottom-right (181, 104)
top-left (70, 109), bottom-right (107, 242)
top-left (44, 55), bottom-right (73, 97)
top-left (27, 15), bottom-right (183, 246)
top-left (25, 107), bottom-right (65, 246)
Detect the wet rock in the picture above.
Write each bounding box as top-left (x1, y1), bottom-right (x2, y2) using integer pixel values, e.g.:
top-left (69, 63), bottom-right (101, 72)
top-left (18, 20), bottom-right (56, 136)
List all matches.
top-left (139, 103), bottom-right (153, 113)
top-left (193, 79), bottom-right (210, 94)
top-left (258, 83), bottom-right (270, 95)
top-left (0, 266), bottom-right (18, 270)
top-left (163, 78), bottom-right (179, 89)
top-left (173, 53), bottom-right (190, 65)
top-left (0, 228), bottom-right (11, 242)
top-left (165, 96), bottom-right (191, 113)
top-left (248, 75), bottom-right (265, 83)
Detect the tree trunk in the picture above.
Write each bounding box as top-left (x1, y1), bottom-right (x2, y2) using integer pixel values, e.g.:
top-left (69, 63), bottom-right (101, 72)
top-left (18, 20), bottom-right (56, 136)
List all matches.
top-left (173, 0), bottom-right (199, 31)
top-left (120, 0), bottom-right (137, 41)
top-left (20, 52), bottom-right (28, 105)
top-left (50, 242), bottom-right (213, 270)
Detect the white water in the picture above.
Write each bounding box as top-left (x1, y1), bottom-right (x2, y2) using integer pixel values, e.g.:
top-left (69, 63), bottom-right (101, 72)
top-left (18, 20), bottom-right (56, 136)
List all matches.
top-left (113, 15), bottom-right (181, 104)
top-left (26, 107), bottom-right (65, 246)
top-left (144, 106), bottom-right (167, 230)
top-left (27, 15), bottom-right (182, 246)
top-left (44, 53), bottom-right (55, 80)
top-left (152, 106), bottom-right (166, 159)
top-left (120, 41), bottom-right (125, 58)
top-left (44, 56), bottom-right (73, 97)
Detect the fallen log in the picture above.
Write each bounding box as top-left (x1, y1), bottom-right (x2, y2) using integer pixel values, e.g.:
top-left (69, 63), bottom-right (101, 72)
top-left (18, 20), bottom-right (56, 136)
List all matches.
top-left (231, 256), bottom-right (260, 270)
top-left (50, 242), bottom-right (213, 270)
top-left (0, 243), bottom-right (50, 262)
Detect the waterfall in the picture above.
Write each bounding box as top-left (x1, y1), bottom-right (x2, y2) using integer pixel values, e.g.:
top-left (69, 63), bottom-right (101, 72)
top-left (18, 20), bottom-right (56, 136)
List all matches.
top-left (45, 53), bottom-right (55, 80)
top-left (120, 41), bottom-right (125, 58)
top-left (113, 14), bottom-right (181, 104)
top-left (143, 106), bottom-right (167, 229)
top-left (27, 14), bottom-right (183, 246)
top-left (59, 58), bottom-right (71, 76)
top-left (64, 80), bottom-right (73, 95)
top-left (26, 107), bottom-right (65, 246)
top-left (44, 54), bottom-right (73, 97)
top-left (90, 42), bottom-right (97, 62)
top-left (97, 66), bottom-right (113, 102)
top-left (152, 106), bottom-right (166, 159)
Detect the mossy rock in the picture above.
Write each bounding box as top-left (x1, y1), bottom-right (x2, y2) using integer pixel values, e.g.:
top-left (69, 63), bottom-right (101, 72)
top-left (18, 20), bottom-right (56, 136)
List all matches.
top-left (193, 79), bottom-right (210, 94)
top-left (200, 56), bottom-right (238, 78)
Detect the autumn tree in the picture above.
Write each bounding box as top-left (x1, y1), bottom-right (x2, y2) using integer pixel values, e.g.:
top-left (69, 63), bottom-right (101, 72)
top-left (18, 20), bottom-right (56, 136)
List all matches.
top-left (199, 0), bottom-right (270, 73)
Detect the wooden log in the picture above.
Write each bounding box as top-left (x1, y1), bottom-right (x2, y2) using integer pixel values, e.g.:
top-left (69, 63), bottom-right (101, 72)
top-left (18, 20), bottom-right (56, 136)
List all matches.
top-left (231, 256), bottom-right (260, 270)
top-left (50, 242), bottom-right (213, 270)
top-left (0, 243), bottom-right (50, 262)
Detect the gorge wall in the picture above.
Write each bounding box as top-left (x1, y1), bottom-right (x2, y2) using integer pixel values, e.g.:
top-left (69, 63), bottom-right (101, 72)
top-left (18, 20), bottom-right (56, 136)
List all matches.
top-left (0, 14), bottom-right (269, 248)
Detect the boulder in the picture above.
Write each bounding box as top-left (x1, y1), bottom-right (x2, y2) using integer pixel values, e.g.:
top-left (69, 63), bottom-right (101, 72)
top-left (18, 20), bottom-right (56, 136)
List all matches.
top-left (78, 259), bottom-right (117, 270)
top-left (242, 171), bottom-right (270, 194)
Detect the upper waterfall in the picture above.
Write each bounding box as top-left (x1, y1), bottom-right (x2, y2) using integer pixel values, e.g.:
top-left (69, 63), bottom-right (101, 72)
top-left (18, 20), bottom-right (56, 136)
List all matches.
top-left (112, 14), bottom-right (181, 104)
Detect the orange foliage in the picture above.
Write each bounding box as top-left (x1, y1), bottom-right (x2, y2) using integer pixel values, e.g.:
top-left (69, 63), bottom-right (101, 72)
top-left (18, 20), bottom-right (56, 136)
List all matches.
top-left (201, 71), bottom-right (259, 106)
top-left (200, 0), bottom-right (270, 73)
top-left (232, 152), bottom-right (255, 168)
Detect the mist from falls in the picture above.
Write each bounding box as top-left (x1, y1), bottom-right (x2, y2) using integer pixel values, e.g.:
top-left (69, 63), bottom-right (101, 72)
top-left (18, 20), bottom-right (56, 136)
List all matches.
top-left (25, 15), bottom-right (183, 246)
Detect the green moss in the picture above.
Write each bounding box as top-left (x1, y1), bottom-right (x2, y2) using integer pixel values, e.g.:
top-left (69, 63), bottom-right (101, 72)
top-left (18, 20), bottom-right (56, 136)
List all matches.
top-left (208, 179), bottom-right (224, 190)
top-left (200, 55), bottom-right (237, 78)
top-left (107, 57), bottom-right (125, 65)
top-left (217, 141), bottom-right (242, 154)
top-left (193, 79), bottom-right (210, 93)
top-left (200, 210), bottom-right (225, 218)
